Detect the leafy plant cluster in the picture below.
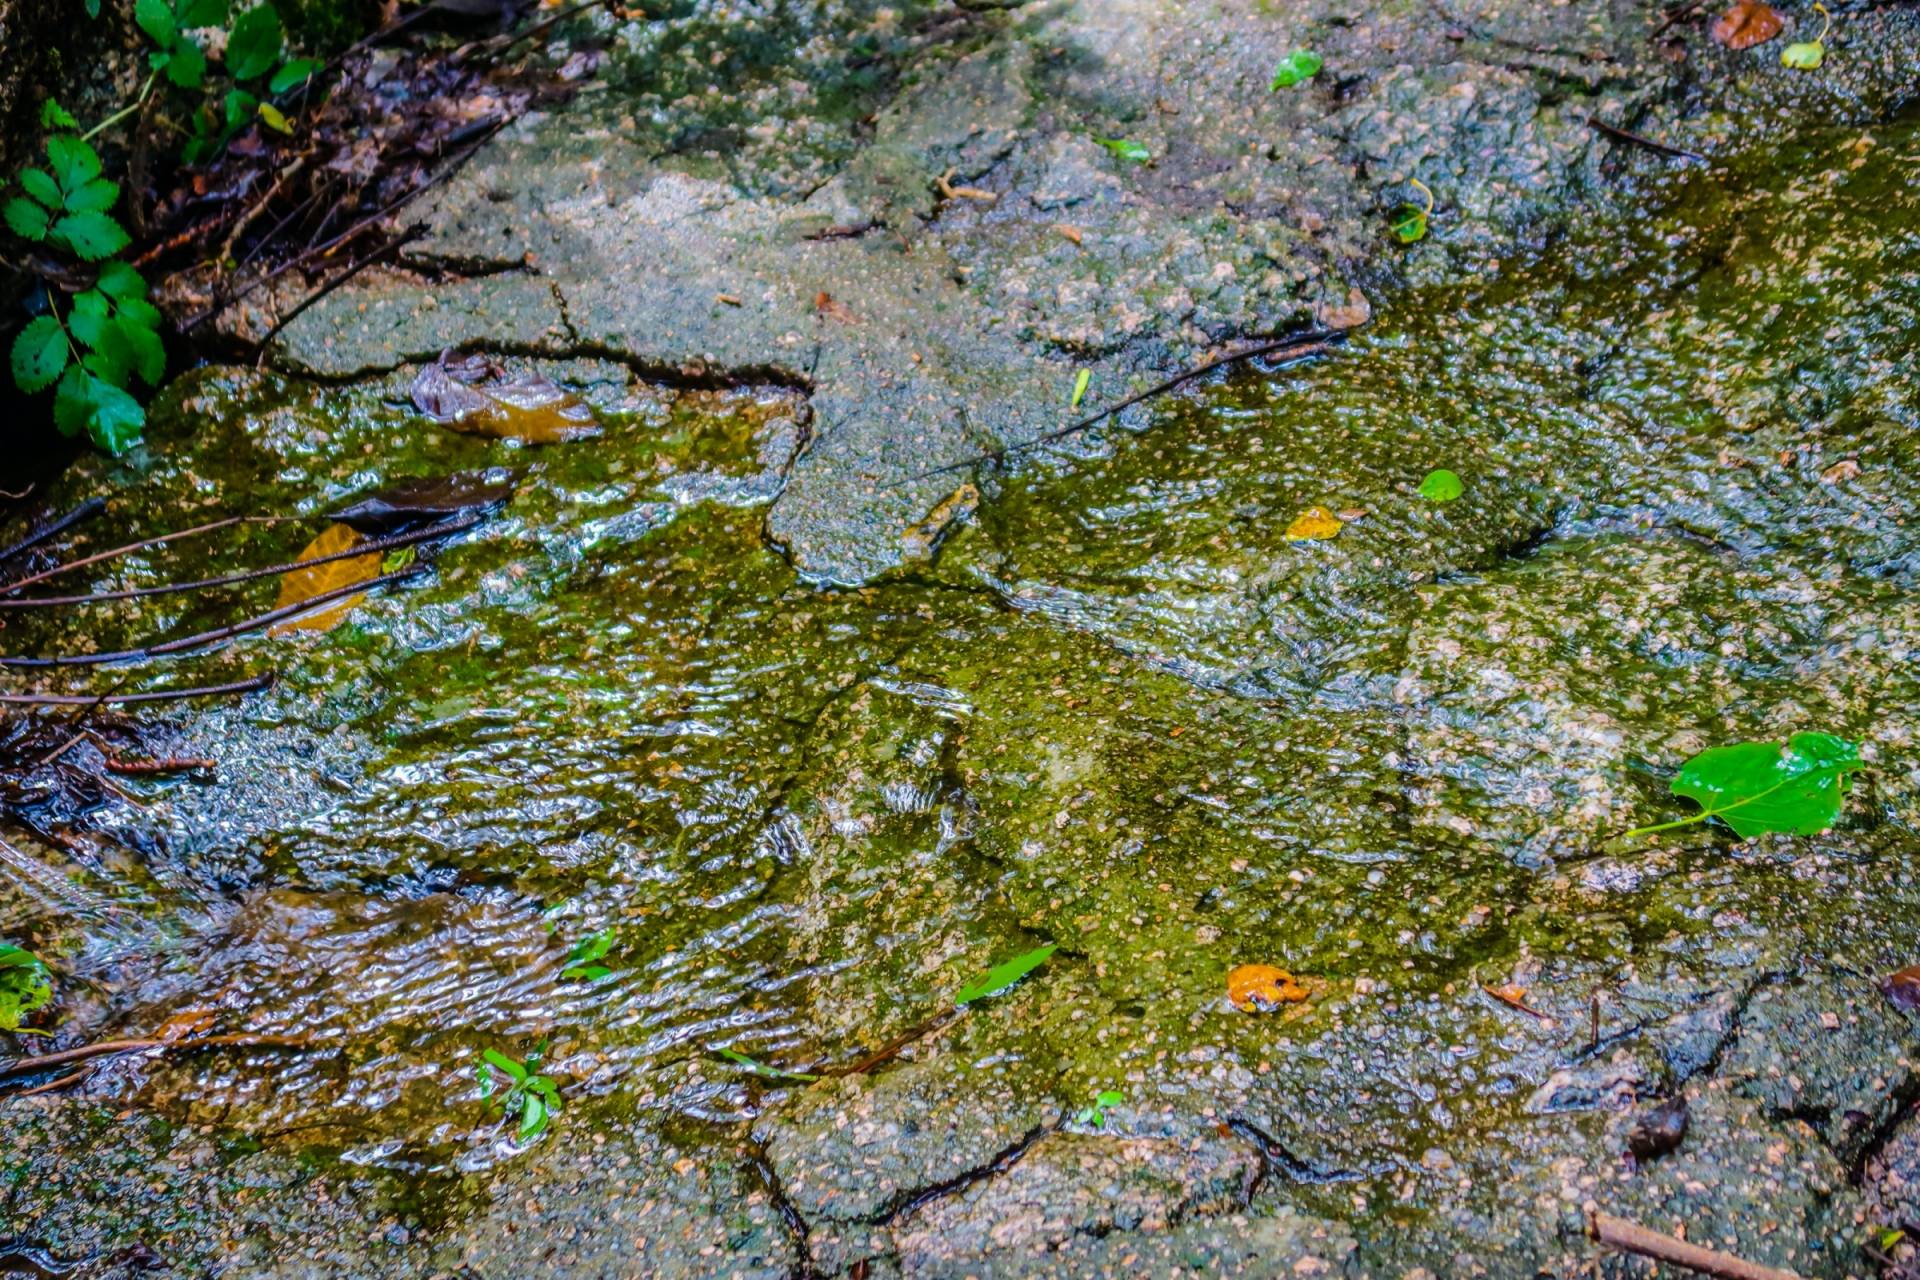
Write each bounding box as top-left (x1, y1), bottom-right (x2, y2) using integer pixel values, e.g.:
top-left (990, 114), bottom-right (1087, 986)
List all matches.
top-left (7, 0), bottom-right (319, 452)
top-left (475, 1041), bottom-right (562, 1140)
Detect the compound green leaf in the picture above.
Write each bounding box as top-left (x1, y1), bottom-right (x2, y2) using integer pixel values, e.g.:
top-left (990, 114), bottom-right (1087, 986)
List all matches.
top-left (166, 39), bottom-right (208, 90)
top-left (121, 316), bottom-right (166, 386)
top-left (177, 0), bottom-right (231, 26)
top-left (4, 197), bottom-right (49, 241)
top-left (45, 135), bottom-right (102, 196)
top-left (11, 316), bottom-right (68, 394)
top-left (51, 209), bottom-right (130, 260)
top-left (39, 100), bottom-right (78, 130)
top-left (227, 5), bottom-right (283, 81)
top-left (63, 177), bottom-right (120, 215)
top-left (270, 57), bottom-right (322, 93)
top-left (82, 374), bottom-right (145, 452)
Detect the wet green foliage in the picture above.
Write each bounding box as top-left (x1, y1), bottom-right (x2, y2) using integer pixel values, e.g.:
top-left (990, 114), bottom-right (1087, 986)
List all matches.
top-left (1269, 50), bottom-right (1322, 90)
top-left (1625, 733), bottom-right (1863, 840)
top-left (1071, 368), bottom-right (1091, 410)
top-left (1782, 2), bottom-right (1829, 67)
top-left (475, 1042), bottom-right (561, 1140)
top-left (1093, 137), bottom-right (1152, 164)
top-left (955, 943), bottom-right (1056, 1006)
top-left (1417, 468), bottom-right (1463, 502)
top-left (561, 930), bottom-right (615, 981)
top-left (715, 1049), bottom-right (819, 1082)
top-left (0, 945), bottom-right (53, 1033)
top-left (1073, 1089), bottom-right (1123, 1128)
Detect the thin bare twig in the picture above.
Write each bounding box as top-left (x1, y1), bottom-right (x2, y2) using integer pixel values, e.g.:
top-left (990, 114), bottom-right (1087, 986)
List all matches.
top-left (0, 1032), bottom-right (315, 1081)
top-left (1587, 115), bottom-right (1705, 163)
top-left (0, 513), bottom-right (479, 609)
top-left (0, 515), bottom-right (289, 596)
top-left (1587, 1208), bottom-right (1801, 1280)
top-left (254, 223), bottom-right (423, 356)
top-left (0, 499), bottom-right (105, 566)
top-left (0, 675), bottom-right (275, 707)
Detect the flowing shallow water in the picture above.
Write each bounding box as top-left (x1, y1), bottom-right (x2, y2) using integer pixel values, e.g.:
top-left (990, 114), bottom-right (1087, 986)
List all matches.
top-left (3, 111), bottom-right (1920, 1270)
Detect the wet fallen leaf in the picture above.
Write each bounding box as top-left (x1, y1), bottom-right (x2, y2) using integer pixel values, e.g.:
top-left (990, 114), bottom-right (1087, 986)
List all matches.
top-left (270, 523), bottom-right (380, 635)
top-left (1283, 506), bottom-right (1344, 541)
top-left (1228, 963), bottom-right (1309, 1011)
top-left (1627, 1095), bottom-right (1689, 1161)
top-left (1710, 0), bottom-right (1784, 49)
top-left (409, 352), bottom-right (601, 444)
top-left (1315, 287), bottom-right (1372, 330)
top-left (814, 291), bottom-right (859, 324)
top-left (1418, 468), bottom-right (1465, 502)
top-left (1881, 965), bottom-right (1920, 1011)
top-left (1780, 3), bottom-right (1831, 67)
top-left (1482, 983), bottom-right (1550, 1020)
top-left (1624, 732), bottom-right (1863, 840)
top-left (334, 470), bottom-right (517, 533)
top-left (955, 943), bottom-right (1056, 1006)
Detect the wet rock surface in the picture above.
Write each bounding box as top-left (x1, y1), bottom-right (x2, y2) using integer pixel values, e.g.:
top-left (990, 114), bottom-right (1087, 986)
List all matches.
top-left (5, 5), bottom-right (1920, 1279)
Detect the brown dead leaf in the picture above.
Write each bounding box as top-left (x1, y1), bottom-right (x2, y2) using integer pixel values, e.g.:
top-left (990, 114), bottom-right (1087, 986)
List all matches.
top-left (1710, 0), bottom-right (1783, 49)
top-left (1482, 983), bottom-right (1550, 1020)
top-left (271, 523), bottom-right (380, 636)
top-left (1882, 965), bottom-right (1920, 1011)
top-left (1821, 458), bottom-right (1861, 484)
top-left (815, 291), bottom-right (860, 324)
top-left (715, 293), bottom-right (744, 307)
top-left (1053, 223), bottom-right (1084, 246)
top-left (1228, 963), bottom-right (1309, 1011)
top-left (409, 352), bottom-right (601, 444)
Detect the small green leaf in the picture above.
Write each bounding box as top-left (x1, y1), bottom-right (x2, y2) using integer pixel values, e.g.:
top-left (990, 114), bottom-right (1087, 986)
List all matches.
top-left (1417, 468), bottom-right (1463, 502)
top-left (224, 89), bottom-right (259, 130)
top-left (475, 1063), bottom-right (495, 1100)
top-left (120, 317), bottom-right (166, 387)
top-left (96, 260), bottom-right (148, 301)
top-left (4, 197), bottom-right (50, 241)
top-left (955, 943), bottom-right (1057, 1006)
top-left (11, 316), bottom-right (69, 394)
top-left (257, 102), bottom-right (292, 134)
top-left (482, 1048), bottom-right (528, 1083)
top-left (84, 0), bottom-right (102, 16)
top-left (45, 136), bottom-right (103, 196)
top-left (270, 58), bottom-right (322, 93)
top-left (1071, 368), bottom-right (1091, 410)
top-left (0, 944), bottom-right (53, 1032)
top-left (1780, 40), bottom-right (1823, 67)
top-left (51, 210), bottom-right (130, 261)
top-left (1270, 49), bottom-right (1323, 90)
top-left (1625, 733), bottom-right (1864, 841)
top-left (227, 5), bottom-right (284, 81)
top-left (68, 290), bottom-right (111, 348)
top-left (715, 1048), bottom-right (820, 1082)
top-left (1093, 137), bottom-right (1151, 164)
top-left (63, 178), bottom-right (121, 215)
top-left (518, 1091), bottom-right (549, 1138)
top-left (166, 40), bottom-right (208, 90)
top-left (53, 365), bottom-right (93, 436)
top-left (39, 100), bottom-right (78, 130)
top-left (562, 929), bottom-right (615, 980)
top-left (81, 376), bottom-right (144, 453)
top-left (134, 0), bottom-right (177, 47)
top-left (1389, 204), bottom-right (1428, 244)
top-left (19, 168), bottom-right (61, 209)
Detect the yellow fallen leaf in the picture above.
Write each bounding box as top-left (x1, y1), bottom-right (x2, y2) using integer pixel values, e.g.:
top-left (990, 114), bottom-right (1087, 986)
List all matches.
top-left (1228, 963), bottom-right (1310, 1011)
top-left (1283, 506), bottom-right (1344, 541)
top-left (270, 523), bottom-right (381, 635)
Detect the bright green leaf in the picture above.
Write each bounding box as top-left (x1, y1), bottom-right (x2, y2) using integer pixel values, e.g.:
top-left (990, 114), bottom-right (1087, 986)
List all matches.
top-left (1780, 40), bottom-right (1824, 67)
top-left (1389, 204), bottom-right (1428, 244)
top-left (10, 316), bottom-right (69, 394)
top-left (19, 168), bottom-right (60, 209)
top-left (955, 943), bottom-right (1057, 1006)
top-left (1070, 368), bottom-right (1091, 410)
top-left (53, 366), bottom-right (93, 436)
top-left (1270, 49), bottom-right (1323, 90)
top-left (4, 197), bottom-right (49, 241)
top-left (270, 57), bottom-right (322, 93)
top-left (39, 100), bottom-right (78, 130)
top-left (227, 5), bottom-right (284, 81)
top-left (45, 135), bottom-right (103, 196)
top-left (1625, 732), bottom-right (1864, 841)
top-left (63, 177), bottom-right (120, 215)
top-left (1093, 137), bottom-right (1151, 164)
top-left (81, 376), bottom-right (144, 453)
top-left (134, 0), bottom-right (177, 47)
top-left (518, 1092), bottom-right (548, 1138)
top-left (1417, 468), bottom-right (1463, 502)
top-left (257, 102), bottom-right (292, 134)
top-left (715, 1048), bottom-right (820, 1082)
top-left (0, 945), bottom-right (53, 1032)
top-left (68, 290), bottom-right (111, 348)
top-left (482, 1048), bottom-right (528, 1083)
top-left (51, 209), bottom-right (130, 261)
top-left (167, 39), bottom-right (208, 90)
top-left (96, 260), bottom-right (148, 301)
top-left (120, 317), bottom-right (166, 386)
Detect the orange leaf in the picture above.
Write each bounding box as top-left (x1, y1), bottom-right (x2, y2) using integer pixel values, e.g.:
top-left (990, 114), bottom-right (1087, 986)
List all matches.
top-left (1482, 983), bottom-right (1550, 1020)
top-left (1283, 506), bottom-right (1344, 542)
top-left (1228, 963), bottom-right (1310, 1011)
top-left (1710, 0), bottom-right (1783, 49)
top-left (270, 523), bottom-right (381, 635)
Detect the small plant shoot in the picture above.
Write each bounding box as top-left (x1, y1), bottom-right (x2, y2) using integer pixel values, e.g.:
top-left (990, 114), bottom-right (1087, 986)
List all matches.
top-left (1624, 732), bottom-right (1863, 840)
top-left (1094, 137), bottom-right (1151, 164)
top-left (1390, 178), bottom-right (1434, 244)
top-left (1418, 468), bottom-right (1464, 502)
top-left (1073, 1089), bottom-right (1124, 1128)
top-left (1781, 2), bottom-right (1829, 67)
top-left (562, 930), bottom-right (615, 981)
top-left (1071, 367), bottom-right (1091, 410)
top-left (474, 1041), bottom-right (562, 1140)
top-left (0, 945), bottom-right (52, 1033)
top-left (956, 943), bottom-right (1056, 1006)
top-left (1270, 50), bottom-right (1323, 90)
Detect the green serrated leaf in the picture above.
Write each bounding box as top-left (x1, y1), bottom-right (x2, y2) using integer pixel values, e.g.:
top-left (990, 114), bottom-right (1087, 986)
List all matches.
top-left (715, 1048), bottom-right (820, 1082)
top-left (270, 58), bottom-right (322, 93)
top-left (19, 168), bottom-right (61, 210)
top-left (134, 0), bottom-right (177, 47)
top-left (39, 99), bottom-right (78, 130)
top-left (68, 290), bottom-right (110, 347)
top-left (96, 260), bottom-right (148, 301)
top-left (10, 316), bottom-right (68, 394)
top-left (63, 177), bottom-right (120, 215)
top-left (1626, 733), bottom-right (1864, 841)
top-left (81, 375), bottom-right (144, 453)
top-left (1093, 137), bottom-right (1151, 164)
top-left (51, 209), bottom-right (130, 261)
top-left (4, 197), bottom-right (50, 241)
top-left (167, 39), bottom-right (208, 90)
top-left (121, 317), bottom-right (166, 386)
top-left (1417, 468), bottom-right (1463, 502)
top-left (227, 5), bottom-right (283, 81)
top-left (53, 365), bottom-right (93, 435)
top-left (45, 136), bottom-right (103, 196)
top-left (177, 0), bottom-right (230, 26)
top-left (955, 942), bottom-right (1057, 1006)
top-left (224, 88), bottom-right (259, 129)
top-left (0, 944), bottom-right (53, 1032)
top-left (1270, 49), bottom-right (1323, 90)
